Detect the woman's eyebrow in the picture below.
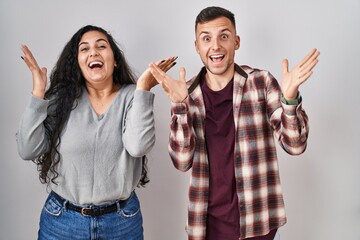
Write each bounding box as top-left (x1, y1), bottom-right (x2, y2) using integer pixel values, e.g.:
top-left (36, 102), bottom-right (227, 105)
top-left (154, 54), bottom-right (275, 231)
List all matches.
top-left (78, 38), bottom-right (108, 47)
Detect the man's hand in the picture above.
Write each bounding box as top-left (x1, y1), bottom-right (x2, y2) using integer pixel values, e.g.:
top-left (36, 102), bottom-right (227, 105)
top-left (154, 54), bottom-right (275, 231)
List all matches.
top-left (137, 56), bottom-right (177, 91)
top-left (281, 48), bottom-right (320, 100)
top-left (149, 63), bottom-right (188, 103)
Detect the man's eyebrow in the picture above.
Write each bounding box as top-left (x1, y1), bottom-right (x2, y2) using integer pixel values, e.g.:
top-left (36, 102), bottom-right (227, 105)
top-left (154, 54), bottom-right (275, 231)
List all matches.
top-left (199, 30), bottom-right (209, 36)
top-left (199, 28), bottom-right (232, 35)
top-left (78, 38), bottom-right (108, 47)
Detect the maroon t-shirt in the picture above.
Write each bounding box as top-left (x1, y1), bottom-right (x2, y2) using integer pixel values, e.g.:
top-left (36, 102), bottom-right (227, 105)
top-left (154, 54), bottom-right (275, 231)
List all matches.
top-left (201, 78), bottom-right (277, 240)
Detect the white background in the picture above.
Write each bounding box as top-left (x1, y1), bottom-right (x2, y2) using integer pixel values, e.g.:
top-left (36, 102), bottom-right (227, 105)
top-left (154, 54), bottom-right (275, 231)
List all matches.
top-left (1, 0), bottom-right (359, 239)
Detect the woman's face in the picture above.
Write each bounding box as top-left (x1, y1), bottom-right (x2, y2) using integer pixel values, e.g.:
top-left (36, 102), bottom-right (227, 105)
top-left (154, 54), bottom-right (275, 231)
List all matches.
top-left (77, 30), bottom-right (116, 87)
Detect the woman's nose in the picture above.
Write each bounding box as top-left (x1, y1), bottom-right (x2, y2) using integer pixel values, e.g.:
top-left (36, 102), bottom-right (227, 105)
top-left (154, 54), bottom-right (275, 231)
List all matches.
top-left (90, 48), bottom-right (99, 57)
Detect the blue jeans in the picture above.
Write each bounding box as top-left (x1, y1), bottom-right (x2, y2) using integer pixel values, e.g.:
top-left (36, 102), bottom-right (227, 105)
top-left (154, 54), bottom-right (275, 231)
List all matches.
top-left (38, 191), bottom-right (143, 240)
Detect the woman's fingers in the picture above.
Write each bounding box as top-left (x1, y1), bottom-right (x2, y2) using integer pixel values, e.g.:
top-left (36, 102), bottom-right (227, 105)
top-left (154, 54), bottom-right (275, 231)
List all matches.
top-left (157, 56), bottom-right (178, 72)
top-left (21, 45), bottom-right (41, 72)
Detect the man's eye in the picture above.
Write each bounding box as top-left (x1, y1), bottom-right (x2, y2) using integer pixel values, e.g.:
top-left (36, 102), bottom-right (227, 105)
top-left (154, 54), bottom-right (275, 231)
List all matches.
top-left (203, 36), bottom-right (210, 42)
top-left (221, 34), bottom-right (229, 40)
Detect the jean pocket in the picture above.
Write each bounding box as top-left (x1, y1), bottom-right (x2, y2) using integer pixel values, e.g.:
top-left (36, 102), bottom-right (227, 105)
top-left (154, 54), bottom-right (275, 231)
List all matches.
top-left (121, 207), bottom-right (140, 218)
top-left (120, 194), bottom-right (141, 218)
top-left (43, 197), bottom-right (62, 217)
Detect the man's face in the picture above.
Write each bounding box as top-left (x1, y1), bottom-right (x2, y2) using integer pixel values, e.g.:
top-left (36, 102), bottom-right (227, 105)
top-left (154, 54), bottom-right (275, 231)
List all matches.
top-left (195, 16), bottom-right (240, 77)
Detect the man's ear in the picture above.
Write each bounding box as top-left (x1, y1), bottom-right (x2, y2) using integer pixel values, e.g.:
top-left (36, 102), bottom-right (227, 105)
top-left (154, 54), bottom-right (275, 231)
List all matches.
top-left (195, 40), bottom-right (200, 54)
top-left (235, 35), bottom-right (240, 50)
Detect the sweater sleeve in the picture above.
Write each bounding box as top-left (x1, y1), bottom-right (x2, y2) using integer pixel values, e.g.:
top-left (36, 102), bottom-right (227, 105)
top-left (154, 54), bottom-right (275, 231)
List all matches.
top-left (16, 95), bottom-right (50, 160)
top-left (122, 89), bottom-right (155, 158)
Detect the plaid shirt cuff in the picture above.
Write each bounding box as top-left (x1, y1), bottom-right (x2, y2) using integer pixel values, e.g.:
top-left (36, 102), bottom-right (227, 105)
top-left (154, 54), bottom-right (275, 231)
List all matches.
top-left (171, 97), bottom-right (189, 114)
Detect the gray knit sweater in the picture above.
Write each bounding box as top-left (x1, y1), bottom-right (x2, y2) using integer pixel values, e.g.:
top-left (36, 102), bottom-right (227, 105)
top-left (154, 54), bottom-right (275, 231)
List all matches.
top-left (17, 84), bottom-right (155, 205)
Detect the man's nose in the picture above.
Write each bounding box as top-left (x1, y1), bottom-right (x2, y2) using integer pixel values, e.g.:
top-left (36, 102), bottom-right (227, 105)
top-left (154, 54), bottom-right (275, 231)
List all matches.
top-left (212, 38), bottom-right (221, 50)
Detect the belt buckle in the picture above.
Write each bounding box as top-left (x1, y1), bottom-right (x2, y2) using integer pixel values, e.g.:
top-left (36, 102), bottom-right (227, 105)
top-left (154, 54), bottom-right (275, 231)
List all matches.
top-left (81, 207), bottom-right (93, 217)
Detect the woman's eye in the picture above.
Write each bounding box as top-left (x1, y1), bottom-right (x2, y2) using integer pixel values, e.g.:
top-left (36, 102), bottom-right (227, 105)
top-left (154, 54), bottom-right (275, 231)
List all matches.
top-left (98, 45), bottom-right (106, 49)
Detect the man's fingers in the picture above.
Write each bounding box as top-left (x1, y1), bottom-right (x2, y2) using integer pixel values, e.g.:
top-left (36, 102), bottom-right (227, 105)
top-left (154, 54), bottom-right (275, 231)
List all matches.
top-left (299, 48), bottom-right (320, 68)
top-left (161, 82), bottom-right (170, 94)
top-left (150, 62), bottom-right (173, 87)
top-left (149, 63), bottom-right (165, 79)
top-left (298, 49), bottom-right (319, 78)
top-left (179, 67), bottom-right (186, 82)
top-left (297, 71), bottom-right (313, 86)
top-left (298, 48), bottom-right (316, 67)
top-left (282, 59), bottom-right (289, 75)
top-left (300, 58), bottom-right (318, 78)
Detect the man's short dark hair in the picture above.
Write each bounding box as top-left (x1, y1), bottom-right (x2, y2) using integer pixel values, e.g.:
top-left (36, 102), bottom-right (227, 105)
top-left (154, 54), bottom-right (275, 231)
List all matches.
top-left (195, 6), bottom-right (236, 31)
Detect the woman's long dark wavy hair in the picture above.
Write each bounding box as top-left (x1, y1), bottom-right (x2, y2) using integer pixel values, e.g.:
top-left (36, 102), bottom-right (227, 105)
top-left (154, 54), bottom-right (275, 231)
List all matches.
top-left (34, 25), bottom-right (149, 187)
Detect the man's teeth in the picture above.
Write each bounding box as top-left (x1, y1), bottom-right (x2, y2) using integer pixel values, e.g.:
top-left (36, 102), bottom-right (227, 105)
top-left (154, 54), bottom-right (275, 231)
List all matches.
top-left (210, 55), bottom-right (224, 60)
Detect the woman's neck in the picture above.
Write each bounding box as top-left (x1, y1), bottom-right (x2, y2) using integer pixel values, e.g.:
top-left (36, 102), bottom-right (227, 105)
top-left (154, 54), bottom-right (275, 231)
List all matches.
top-left (86, 83), bottom-right (120, 115)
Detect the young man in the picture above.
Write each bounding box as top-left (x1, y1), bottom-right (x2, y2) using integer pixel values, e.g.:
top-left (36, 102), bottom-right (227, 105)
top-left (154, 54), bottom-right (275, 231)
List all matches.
top-left (150, 6), bottom-right (320, 240)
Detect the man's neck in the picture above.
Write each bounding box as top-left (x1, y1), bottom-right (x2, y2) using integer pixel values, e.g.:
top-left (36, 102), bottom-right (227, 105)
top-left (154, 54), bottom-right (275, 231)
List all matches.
top-left (205, 67), bottom-right (235, 91)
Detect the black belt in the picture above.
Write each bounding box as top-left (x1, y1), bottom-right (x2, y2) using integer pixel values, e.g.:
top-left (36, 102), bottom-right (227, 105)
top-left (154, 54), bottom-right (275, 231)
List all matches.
top-left (51, 191), bottom-right (129, 217)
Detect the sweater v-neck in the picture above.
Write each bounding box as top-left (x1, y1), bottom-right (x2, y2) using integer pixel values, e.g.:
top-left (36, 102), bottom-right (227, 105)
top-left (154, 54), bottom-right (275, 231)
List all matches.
top-left (84, 87), bottom-right (122, 121)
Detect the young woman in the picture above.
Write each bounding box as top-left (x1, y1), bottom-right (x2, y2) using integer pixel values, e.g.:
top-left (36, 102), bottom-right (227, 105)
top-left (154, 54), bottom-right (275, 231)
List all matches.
top-left (17, 25), bottom-right (176, 239)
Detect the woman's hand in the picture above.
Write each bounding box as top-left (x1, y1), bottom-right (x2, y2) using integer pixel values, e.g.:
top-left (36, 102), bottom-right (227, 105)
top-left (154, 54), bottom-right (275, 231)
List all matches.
top-left (136, 56), bottom-right (178, 91)
top-left (281, 48), bottom-right (320, 100)
top-left (21, 45), bottom-right (47, 99)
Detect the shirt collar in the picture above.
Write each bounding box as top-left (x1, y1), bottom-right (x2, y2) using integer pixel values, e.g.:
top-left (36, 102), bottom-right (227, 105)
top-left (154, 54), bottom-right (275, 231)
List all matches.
top-left (188, 64), bottom-right (252, 94)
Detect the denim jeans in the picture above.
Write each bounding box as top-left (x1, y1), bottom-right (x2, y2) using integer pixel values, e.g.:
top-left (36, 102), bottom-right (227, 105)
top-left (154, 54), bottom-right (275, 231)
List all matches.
top-left (38, 191), bottom-right (143, 240)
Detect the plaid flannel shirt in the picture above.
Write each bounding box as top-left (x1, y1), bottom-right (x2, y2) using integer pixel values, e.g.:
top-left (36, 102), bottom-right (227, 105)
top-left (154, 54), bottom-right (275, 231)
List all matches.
top-left (169, 64), bottom-right (309, 239)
